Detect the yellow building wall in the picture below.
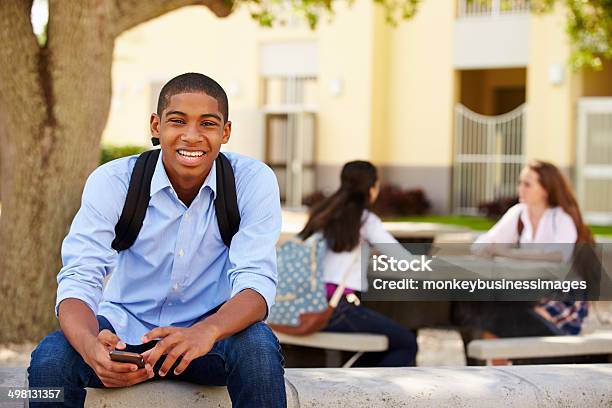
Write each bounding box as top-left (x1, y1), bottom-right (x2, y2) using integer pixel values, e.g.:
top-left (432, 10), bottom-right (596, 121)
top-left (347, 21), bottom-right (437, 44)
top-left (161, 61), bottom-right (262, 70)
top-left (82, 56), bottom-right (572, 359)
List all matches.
top-left (314, 0), bottom-right (377, 164)
top-left (101, 1), bottom-right (600, 213)
top-left (105, 6), bottom-right (274, 158)
top-left (525, 4), bottom-right (577, 168)
top-left (369, 6), bottom-right (391, 164)
top-left (103, 1), bottom-right (377, 167)
top-left (381, 0), bottom-right (456, 167)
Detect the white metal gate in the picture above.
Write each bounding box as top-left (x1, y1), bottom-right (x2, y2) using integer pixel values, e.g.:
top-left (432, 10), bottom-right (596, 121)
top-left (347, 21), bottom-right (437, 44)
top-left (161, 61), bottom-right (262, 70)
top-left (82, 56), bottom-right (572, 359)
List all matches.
top-left (453, 103), bottom-right (526, 214)
top-left (576, 98), bottom-right (612, 225)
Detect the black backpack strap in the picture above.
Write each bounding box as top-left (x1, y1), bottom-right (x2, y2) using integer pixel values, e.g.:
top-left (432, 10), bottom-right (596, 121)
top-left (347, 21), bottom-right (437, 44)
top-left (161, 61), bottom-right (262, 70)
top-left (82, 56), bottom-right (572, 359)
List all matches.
top-left (112, 149), bottom-right (160, 251)
top-left (111, 149), bottom-right (240, 251)
top-left (214, 152), bottom-right (241, 247)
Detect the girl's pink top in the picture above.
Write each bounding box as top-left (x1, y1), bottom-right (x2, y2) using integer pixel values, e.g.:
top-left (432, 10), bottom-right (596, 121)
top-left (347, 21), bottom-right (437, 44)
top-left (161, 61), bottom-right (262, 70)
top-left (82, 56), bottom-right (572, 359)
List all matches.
top-left (325, 283), bottom-right (355, 301)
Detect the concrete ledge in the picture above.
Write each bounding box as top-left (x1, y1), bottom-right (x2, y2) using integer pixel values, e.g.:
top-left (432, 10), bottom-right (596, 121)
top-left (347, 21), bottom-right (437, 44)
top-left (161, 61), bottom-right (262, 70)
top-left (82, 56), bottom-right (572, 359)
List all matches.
top-left (283, 365), bottom-right (612, 407)
top-left (0, 367), bottom-right (27, 408)
top-left (3, 365), bottom-right (612, 407)
top-left (85, 365), bottom-right (612, 407)
top-left (274, 331), bottom-right (389, 352)
top-left (468, 332), bottom-right (612, 360)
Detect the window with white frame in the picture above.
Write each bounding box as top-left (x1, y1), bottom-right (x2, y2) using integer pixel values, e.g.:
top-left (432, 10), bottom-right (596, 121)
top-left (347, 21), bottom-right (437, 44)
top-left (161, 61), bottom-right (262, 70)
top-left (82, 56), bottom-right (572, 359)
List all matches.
top-left (260, 42), bottom-right (318, 207)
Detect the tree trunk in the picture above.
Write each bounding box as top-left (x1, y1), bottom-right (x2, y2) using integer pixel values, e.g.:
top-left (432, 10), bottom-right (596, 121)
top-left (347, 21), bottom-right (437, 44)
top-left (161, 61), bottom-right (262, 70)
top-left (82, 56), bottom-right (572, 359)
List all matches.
top-left (0, 0), bottom-right (114, 342)
top-left (0, 0), bottom-right (234, 342)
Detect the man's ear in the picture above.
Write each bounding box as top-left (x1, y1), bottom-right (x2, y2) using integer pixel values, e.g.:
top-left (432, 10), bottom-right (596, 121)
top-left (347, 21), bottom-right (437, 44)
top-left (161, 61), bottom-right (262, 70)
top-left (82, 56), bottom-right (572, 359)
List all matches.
top-left (150, 113), bottom-right (161, 137)
top-left (222, 121), bottom-right (232, 144)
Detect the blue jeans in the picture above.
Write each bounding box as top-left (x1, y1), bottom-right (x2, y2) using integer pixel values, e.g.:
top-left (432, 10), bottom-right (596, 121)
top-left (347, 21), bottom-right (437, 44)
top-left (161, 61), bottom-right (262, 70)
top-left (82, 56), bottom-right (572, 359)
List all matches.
top-left (28, 316), bottom-right (286, 408)
top-left (323, 298), bottom-right (418, 366)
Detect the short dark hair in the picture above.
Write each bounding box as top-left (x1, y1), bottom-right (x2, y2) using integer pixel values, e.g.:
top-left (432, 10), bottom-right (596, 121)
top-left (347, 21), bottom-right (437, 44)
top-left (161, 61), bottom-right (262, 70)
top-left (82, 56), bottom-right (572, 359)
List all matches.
top-left (157, 73), bottom-right (229, 122)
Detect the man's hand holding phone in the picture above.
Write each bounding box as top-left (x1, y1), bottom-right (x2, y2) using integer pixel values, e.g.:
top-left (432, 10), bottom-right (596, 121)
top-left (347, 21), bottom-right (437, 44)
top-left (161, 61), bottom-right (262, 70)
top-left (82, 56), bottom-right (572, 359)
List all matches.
top-left (83, 329), bottom-right (154, 387)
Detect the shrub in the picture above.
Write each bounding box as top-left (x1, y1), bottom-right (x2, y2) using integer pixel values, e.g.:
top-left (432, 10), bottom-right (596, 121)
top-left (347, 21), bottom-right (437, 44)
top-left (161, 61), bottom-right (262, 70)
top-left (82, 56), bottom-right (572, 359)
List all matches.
top-left (373, 185), bottom-right (431, 217)
top-left (100, 144), bottom-right (147, 165)
top-left (302, 184), bottom-right (431, 217)
top-left (478, 196), bottom-right (518, 220)
top-left (302, 190), bottom-right (327, 208)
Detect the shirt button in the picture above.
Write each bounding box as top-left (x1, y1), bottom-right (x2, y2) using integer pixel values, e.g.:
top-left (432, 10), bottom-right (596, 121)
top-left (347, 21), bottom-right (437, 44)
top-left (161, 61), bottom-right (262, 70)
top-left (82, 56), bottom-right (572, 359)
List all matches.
top-left (173, 283), bottom-right (179, 291)
top-left (184, 213), bottom-right (189, 220)
top-left (178, 249), bottom-right (184, 257)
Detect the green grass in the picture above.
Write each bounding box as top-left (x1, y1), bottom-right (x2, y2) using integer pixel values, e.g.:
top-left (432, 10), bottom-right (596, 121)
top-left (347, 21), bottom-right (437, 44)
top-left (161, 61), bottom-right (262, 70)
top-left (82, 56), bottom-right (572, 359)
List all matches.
top-left (589, 225), bottom-right (612, 237)
top-left (385, 215), bottom-right (495, 231)
top-left (386, 215), bottom-right (612, 236)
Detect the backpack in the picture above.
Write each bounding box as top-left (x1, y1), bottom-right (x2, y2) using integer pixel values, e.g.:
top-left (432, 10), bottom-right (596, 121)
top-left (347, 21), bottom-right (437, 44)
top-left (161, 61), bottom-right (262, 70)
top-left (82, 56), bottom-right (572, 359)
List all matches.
top-left (267, 234), bottom-right (356, 335)
top-left (111, 149), bottom-right (241, 251)
top-left (267, 234), bottom-right (330, 333)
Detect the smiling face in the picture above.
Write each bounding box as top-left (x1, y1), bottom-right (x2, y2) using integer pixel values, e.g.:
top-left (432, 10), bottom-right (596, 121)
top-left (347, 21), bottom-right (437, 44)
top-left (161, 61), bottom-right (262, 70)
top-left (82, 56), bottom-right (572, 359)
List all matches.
top-left (150, 92), bottom-right (231, 189)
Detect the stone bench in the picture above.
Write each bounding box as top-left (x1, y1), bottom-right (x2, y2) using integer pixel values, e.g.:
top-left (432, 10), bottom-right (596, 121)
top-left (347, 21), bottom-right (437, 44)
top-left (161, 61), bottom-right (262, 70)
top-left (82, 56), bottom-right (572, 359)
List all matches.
top-left (467, 331), bottom-right (612, 364)
top-left (273, 331), bottom-right (389, 367)
top-left (4, 365), bottom-right (612, 407)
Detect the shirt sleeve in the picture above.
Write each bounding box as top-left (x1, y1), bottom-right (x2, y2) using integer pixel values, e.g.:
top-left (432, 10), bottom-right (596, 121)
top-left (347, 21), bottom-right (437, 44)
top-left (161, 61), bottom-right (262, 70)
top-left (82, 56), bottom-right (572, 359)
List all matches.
top-left (362, 211), bottom-right (414, 260)
top-left (474, 204), bottom-right (522, 245)
top-left (226, 163), bottom-right (281, 316)
top-left (55, 166), bottom-right (125, 317)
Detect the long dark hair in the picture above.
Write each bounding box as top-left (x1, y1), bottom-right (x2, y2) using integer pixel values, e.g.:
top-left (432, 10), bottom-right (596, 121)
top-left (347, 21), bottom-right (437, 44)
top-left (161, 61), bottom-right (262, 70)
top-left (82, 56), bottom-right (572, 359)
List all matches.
top-left (299, 161), bottom-right (378, 252)
top-left (527, 160), bottom-right (594, 244)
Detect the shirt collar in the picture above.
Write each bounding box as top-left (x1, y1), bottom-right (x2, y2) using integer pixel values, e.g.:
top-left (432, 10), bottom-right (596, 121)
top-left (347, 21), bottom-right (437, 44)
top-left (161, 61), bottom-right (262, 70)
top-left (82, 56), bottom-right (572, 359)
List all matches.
top-left (149, 150), bottom-right (217, 199)
top-left (203, 159), bottom-right (217, 199)
top-left (150, 150), bottom-right (172, 197)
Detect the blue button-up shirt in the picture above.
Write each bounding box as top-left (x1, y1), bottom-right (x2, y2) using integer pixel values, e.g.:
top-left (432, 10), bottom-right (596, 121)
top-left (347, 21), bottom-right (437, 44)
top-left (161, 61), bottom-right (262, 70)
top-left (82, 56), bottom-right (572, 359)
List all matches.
top-left (56, 151), bottom-right (281, 344)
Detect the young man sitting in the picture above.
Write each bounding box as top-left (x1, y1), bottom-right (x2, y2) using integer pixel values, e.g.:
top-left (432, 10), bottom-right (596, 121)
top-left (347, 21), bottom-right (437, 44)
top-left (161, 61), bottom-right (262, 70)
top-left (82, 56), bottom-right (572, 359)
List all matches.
top-left (28, 73), bottom-right (286, 408)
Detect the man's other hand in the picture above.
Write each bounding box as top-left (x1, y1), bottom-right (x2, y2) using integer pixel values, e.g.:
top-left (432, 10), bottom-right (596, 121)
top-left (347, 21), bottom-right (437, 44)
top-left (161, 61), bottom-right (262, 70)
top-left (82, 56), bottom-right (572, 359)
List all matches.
top-left (141, 325), bottom-right (218, 377)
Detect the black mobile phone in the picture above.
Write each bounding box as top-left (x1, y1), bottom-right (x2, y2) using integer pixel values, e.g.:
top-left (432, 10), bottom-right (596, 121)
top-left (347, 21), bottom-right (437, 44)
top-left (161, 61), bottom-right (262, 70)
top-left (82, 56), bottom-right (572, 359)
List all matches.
top-left (109, 350), bottom-right (145, 369)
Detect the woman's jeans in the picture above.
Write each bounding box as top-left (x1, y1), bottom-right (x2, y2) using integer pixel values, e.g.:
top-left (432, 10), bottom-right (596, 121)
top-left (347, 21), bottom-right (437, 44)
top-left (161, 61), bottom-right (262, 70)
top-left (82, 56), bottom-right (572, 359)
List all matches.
top-left (27, 316), bottom-right (286, 408)
top-left (323, 298), bottom-right (418, 366)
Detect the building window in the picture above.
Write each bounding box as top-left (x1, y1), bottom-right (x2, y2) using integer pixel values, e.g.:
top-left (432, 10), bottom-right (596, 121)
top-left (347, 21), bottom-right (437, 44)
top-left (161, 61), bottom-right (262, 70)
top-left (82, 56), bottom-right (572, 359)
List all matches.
top-left (262, 76), bottom-right (317, 207)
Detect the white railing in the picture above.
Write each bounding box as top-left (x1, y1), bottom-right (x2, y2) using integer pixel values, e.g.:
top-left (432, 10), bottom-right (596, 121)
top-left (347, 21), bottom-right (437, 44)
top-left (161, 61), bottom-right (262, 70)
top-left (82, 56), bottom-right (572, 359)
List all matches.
top-left (576, 98), bottom-right (612, 225)
top-left (453, 103), bottom-right (527, 215)
top-left (457, 0), bottom-right (530, 18)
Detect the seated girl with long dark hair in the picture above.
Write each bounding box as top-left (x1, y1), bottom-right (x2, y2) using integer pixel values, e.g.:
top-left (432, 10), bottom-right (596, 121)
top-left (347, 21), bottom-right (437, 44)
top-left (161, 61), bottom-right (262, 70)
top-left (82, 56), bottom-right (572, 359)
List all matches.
top-left (299, 161), bottom-right (418, 367)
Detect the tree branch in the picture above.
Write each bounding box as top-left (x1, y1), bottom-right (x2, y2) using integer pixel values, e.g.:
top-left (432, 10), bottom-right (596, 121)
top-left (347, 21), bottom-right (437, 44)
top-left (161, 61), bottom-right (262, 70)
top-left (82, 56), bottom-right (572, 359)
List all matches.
top-left (113, 0), bottom-right (235, 35)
